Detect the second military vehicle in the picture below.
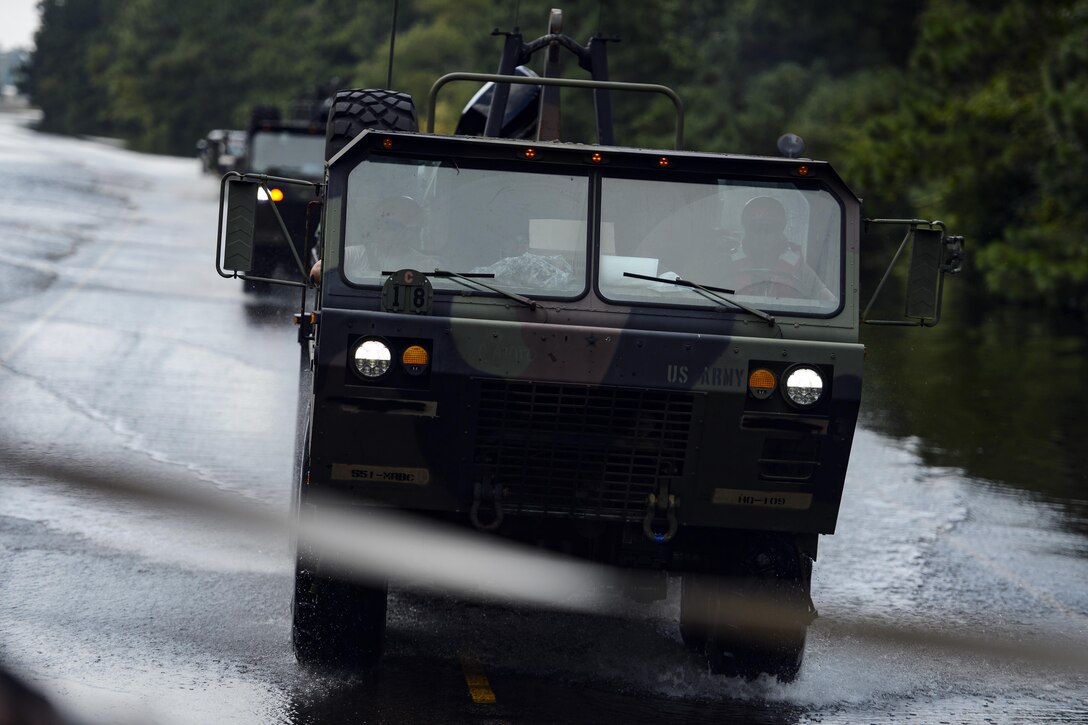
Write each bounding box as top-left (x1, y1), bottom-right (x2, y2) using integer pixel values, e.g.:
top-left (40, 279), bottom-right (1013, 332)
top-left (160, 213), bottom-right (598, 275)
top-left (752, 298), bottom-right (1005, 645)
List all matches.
top-left (237, 105), bottom-right (326, 291)
top-left (197, 128), bottom-right (247, 175)
top-left (215, 10), bottom-right (964, 682)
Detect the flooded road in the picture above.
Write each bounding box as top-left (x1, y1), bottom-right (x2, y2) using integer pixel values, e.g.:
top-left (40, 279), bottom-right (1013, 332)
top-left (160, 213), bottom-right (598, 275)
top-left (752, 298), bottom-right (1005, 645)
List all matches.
top-left (1, 111), bottom-right (1086, 724)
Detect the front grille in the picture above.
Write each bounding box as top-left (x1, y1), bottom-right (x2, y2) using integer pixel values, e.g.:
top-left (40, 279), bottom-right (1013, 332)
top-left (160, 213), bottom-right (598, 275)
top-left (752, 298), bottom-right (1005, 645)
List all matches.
top-left (472, 380), bottom-right (696, 520)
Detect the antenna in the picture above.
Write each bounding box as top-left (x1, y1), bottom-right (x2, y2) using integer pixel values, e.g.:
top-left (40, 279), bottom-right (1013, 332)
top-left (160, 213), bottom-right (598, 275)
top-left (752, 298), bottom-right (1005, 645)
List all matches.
top-left (386, 0), bottom-right (399, 88)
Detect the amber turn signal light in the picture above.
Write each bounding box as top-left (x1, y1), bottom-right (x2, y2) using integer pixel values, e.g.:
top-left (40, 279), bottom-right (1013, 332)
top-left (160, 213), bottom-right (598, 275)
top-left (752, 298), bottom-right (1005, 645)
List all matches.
top-left (748, 368), bottom-right (776, 399)
top-left (402, 345), bottom-right (430, 375)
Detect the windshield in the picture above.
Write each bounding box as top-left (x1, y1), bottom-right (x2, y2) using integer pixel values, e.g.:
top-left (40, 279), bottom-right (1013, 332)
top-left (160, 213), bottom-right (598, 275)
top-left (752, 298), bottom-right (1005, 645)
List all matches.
top-left (343, 156), bottom-right (590, 295)
top-left (341, 157), bottom-right (843, 313)
top-left (249, 131), bottom-right (325, 177)
top-left (599, 176), bottom-right (842, 315)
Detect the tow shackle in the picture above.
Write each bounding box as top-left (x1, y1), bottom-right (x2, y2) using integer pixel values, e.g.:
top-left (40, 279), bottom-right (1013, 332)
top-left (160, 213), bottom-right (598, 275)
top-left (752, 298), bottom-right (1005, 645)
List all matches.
top-left (470, 481), bottom-right (505, 531)
top-left (642, 493), bottom-right (678, 544)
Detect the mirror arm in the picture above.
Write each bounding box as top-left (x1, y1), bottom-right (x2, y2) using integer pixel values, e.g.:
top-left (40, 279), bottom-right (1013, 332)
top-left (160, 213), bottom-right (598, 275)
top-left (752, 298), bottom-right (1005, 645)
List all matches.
top-left (259, 179), bottom-right (312, 285)
top-left (860, 224), bottom-right (914, 324)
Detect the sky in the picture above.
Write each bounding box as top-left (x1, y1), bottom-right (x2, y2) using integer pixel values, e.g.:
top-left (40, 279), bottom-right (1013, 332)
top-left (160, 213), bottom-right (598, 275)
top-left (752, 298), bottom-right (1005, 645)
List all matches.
top-left (0, 0), bottom-right (40, 51)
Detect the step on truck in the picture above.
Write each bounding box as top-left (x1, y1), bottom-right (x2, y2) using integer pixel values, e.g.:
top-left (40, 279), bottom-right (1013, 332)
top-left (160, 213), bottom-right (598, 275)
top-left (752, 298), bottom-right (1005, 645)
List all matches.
top-left (214, 9), bottom-right (964, 682)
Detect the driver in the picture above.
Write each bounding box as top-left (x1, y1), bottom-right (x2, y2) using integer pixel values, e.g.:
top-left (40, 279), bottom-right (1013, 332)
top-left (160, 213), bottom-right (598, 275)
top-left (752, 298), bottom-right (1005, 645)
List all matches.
top-left (726, 196), bottom-right (834, 300)
top-left (344, 195), bottom-right (438, 275)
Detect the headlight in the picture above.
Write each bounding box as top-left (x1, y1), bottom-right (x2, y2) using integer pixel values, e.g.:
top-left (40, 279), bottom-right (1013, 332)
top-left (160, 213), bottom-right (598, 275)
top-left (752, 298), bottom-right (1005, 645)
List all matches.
top-left (783, 366), bottom-right (824, 406)
top-left (256, 186), bottom-right (284, 203)
top-left (351, 338), bottom-right (392, 379)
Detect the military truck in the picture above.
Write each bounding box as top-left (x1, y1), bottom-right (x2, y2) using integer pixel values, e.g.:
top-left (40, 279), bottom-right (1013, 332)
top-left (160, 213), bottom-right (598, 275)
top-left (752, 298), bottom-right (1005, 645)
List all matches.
top-left (196, 129), bottom-right (225, 174)
top-left (214, 11), bottom-right (963, 682)
top-left (237, 105), bottom-right (326, 291)
top-left (197, 129), bottom-right (247, 175)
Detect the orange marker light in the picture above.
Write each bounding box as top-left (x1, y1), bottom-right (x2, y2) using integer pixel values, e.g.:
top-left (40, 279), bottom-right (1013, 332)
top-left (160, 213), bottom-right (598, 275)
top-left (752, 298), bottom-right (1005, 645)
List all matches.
top-left (748, 368), bottom-right (777, 399)
top-left (590, 152), bottom-right (604, 164)
top-left (382, 138), bottom-right (394, 149)
top-left (522, 147), bottom-right (537, 159)
top-left (269, 187), bottom-right (285, 202)
top-left (658, 156), bottom-right (670, 167)
top-left (796, 165), bottom-right (810, 177)
top-left (402, 345), bottom-right (429, 366)
top-left (402, 345), bottom-right (429, 376)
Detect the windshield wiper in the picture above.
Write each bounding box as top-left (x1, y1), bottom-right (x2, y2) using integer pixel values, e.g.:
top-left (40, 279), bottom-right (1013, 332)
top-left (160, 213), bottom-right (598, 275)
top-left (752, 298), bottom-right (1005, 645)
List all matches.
top-left (428, 269), bottom-right (539, 310)
top-left (622, 272), bottom-right (775, 326)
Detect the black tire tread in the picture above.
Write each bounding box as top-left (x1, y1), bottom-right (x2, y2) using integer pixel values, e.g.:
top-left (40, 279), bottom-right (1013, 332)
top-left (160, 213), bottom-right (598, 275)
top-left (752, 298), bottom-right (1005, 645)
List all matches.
top-left (324, 89), bottom-right (418, 160)
top-left (680, 531), bottom-right (812, 683)
top-left (292, 555), bottom-right (388, 669)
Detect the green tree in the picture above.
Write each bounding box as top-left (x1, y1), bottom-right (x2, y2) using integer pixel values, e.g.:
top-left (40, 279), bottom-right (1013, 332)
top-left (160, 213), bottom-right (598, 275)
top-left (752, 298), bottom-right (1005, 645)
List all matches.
top-left (21, 0), bottom-right (123, 137)
top-left (906, 0), bottom-right (1088, 311)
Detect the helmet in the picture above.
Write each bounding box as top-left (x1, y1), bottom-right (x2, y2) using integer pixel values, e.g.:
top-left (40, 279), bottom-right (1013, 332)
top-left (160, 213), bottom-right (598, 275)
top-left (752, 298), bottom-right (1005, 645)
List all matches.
top-left (741, 196), bottom-right (787, 233)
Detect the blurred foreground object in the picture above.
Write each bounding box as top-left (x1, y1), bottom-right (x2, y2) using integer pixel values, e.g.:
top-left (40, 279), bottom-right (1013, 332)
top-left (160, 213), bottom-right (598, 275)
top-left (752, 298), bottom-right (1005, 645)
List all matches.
top-left (1, 668), bottom-right (72, 725)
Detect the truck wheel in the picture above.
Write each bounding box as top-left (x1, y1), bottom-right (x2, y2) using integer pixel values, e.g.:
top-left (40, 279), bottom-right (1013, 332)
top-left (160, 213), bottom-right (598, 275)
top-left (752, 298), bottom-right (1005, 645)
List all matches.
top-left (681, 533), bottom-right (812, 683)
top-left (290, 422), bottom-right (387, 669)
top-left (324, 89), bottom-right (418, 160)
top-left (678, 574), bottom-right (711, 652)
top-left (291, 552), bottom-right (388, 669)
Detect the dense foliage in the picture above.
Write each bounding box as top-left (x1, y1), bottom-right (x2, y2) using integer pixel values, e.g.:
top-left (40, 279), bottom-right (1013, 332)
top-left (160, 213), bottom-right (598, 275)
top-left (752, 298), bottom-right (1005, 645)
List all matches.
top-left (19, 0), bottom-right (1088, 312)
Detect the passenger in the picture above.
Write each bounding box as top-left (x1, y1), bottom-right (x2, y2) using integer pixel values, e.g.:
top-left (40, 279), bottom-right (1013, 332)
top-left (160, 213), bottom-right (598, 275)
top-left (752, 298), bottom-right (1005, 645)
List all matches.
top-left (726, 196), bottom-right (834, 300)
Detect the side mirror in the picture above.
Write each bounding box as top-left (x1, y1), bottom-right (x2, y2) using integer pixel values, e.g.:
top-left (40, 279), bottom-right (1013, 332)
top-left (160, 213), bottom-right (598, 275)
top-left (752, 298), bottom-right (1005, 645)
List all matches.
top-left (863, 220), bottom-right (965, 327)
top-left (904, 228), bottom-right (942, 321)
top-left (220, 178), bottom-right (258, 273)
top-left (214, 172), bottom-right (322, 289)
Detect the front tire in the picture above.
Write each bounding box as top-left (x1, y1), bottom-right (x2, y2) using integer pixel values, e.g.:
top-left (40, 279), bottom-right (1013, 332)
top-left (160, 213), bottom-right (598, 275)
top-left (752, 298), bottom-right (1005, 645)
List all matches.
top-left (290, 417), bottom-right (388, 669)
top-left (291, 549), bottom-right (388, 669)
top-left (680, 532), bottom-right (813, 683)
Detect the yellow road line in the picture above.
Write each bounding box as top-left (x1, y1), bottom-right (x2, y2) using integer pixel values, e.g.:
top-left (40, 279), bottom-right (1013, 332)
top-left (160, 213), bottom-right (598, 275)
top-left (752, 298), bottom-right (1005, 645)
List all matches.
top-left (1, 214), bottom-right (134, 365)
top-left (459, 654), bottom-right (497, 704)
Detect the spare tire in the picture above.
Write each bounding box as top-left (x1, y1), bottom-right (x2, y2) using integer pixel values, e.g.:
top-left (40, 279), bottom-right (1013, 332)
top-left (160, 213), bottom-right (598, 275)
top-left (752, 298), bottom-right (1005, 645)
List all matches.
top-left (324, 89), bottom-right (418, 160)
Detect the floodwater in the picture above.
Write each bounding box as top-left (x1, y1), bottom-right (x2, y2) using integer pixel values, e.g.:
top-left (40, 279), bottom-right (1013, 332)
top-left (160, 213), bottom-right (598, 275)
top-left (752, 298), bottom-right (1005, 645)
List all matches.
top-left (0, 109), bottom-right (1086, 724)
top-left (863, 296), bottom-right (1088, 531)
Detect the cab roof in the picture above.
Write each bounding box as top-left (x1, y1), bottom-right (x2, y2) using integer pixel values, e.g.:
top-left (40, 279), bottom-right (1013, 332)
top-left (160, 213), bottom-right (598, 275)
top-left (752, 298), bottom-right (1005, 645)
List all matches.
top-left (329, 129), bottom-right (860, 203)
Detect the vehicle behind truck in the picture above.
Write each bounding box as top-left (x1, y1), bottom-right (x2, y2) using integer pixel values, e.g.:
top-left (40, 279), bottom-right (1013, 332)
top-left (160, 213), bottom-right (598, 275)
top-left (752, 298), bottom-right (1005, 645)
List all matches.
top-left (236, 106), bottom-right (326, 291)
top-left (214, 10), bottom-right (964, 682)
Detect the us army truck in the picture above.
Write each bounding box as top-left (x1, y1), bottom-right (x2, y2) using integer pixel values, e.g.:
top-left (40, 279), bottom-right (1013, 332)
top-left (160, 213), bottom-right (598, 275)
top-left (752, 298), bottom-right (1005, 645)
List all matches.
top-left (237, 105), bottom-right (326, 291)
top-left (214, 11), bottom-right (964, 682)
